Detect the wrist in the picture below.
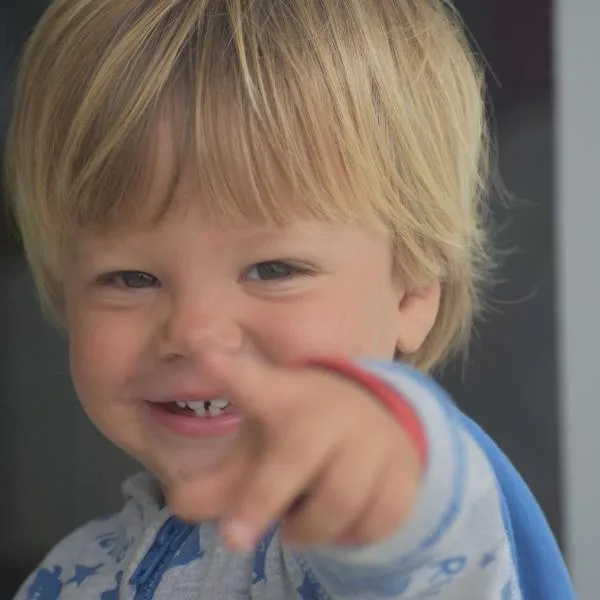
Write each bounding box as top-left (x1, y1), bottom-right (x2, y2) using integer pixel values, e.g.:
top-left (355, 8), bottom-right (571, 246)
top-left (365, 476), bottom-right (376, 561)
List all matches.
top-left (302, 357), bottom-right (427, 466)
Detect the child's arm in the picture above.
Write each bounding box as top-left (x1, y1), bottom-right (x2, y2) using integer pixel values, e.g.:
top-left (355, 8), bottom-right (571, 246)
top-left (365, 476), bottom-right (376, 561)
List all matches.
top-left (169, 354), bottom-right (573, 600)
top-left (297, 360), bottom-right (519, 599)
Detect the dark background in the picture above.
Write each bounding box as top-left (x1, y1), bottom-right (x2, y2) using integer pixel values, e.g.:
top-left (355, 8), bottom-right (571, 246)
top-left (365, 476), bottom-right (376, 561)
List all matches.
top-left (0, 0), bottom-right (557, 596)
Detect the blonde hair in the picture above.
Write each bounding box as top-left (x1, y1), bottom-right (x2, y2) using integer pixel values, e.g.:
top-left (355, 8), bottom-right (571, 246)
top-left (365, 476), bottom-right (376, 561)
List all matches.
top-left (5, 0), bottom-right (491, 371)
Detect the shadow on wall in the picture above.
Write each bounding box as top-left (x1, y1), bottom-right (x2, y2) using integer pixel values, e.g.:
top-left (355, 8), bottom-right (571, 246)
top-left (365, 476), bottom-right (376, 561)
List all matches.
top-left (442, 98), bottom-right (560, 541)
top-left (0, 262), bottom-right (140, 591)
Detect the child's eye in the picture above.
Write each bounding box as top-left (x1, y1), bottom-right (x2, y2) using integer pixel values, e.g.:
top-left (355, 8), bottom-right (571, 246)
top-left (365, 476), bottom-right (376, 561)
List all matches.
top-left (97, 270), bottom-right (160, 289)
top-left (245, 261), bottom-right (305, 282)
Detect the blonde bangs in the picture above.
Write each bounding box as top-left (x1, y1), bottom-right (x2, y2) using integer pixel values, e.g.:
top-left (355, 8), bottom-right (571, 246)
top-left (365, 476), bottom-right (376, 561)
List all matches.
top-left (6, 0), bottom-right (491, 368)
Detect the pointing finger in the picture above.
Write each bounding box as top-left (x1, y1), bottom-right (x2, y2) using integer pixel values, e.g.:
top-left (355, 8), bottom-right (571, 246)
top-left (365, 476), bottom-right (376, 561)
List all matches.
top-left (202, 350), bottom-right (298, 423)
top-left (219, 419), bottom-right (335, 552)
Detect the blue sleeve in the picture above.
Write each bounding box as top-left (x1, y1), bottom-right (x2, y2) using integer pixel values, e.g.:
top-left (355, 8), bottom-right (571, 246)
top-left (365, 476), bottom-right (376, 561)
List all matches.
top-left (295, 361), bottom-right (574, 599)
top-left (459, 413), bottom-right (576, 600)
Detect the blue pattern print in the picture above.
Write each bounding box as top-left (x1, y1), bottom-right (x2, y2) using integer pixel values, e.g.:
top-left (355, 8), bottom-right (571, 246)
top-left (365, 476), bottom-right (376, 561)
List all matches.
top-left (297, 570), bottom-right (328, 600)
top-left (253, 525), bottom-right (278, 584)
top-left (66, 563), bottom-right (104, 586)
top-left (26, 567), bottom-right (63, 600)
top-left (165, 528), bottom-right (204, 571)
top-left (100, 571), bottom-right (123, 600)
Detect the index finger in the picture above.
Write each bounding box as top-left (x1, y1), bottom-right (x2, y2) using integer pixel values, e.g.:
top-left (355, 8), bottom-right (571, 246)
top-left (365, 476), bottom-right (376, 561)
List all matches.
top-left (202, 350), bottom-right (295, 422)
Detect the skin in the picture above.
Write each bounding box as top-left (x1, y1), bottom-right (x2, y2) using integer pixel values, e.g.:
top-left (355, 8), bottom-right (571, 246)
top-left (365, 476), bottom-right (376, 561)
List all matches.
top-left (62, 157), bottom-right (441, 551)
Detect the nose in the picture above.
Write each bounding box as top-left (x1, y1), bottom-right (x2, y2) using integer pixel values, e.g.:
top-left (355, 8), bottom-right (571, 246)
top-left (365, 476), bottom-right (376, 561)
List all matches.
top-left (156, 293), bottom-right (244, 362)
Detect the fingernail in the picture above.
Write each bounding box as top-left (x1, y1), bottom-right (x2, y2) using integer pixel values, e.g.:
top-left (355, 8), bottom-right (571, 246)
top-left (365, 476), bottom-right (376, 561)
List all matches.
top-left (221, 519), bottom-right (255, 553)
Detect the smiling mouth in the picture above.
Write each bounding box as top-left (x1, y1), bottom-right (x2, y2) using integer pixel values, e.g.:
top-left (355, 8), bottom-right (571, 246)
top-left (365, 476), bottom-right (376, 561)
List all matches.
top-left (160, 399), bottom-right (233, 418)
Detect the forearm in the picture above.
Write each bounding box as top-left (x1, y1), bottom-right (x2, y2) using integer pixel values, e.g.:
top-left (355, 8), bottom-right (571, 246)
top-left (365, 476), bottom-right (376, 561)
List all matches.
top-left (299, 361), bottom-right (520, 599)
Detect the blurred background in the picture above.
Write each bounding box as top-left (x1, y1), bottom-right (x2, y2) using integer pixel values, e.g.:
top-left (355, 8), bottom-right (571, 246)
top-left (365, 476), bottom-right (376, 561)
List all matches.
top-left (0, 0), bottom-right (596, 598)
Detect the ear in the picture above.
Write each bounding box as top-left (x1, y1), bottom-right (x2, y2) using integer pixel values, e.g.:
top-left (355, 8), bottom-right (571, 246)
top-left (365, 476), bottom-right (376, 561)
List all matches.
top-left (395, 283), bottom-right (441, 355)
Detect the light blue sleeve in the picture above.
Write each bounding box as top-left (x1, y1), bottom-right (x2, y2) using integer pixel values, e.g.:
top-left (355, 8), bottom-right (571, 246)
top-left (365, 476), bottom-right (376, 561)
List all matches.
top-left (298, 361), bottom-right (521, 599)
top-left (11, 514), bottom-right (130, 600)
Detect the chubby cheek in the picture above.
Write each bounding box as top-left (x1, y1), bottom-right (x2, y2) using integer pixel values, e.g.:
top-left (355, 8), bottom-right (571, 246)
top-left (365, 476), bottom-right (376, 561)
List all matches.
top-left (67, 311), bottom-right (144, 438)
top-left (253, 295), bottom-right (398, 364)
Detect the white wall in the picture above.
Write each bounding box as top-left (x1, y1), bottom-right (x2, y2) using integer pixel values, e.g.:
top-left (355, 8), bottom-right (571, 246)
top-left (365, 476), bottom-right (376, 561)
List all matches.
top-left (556, 2), bottom-right (600, 598)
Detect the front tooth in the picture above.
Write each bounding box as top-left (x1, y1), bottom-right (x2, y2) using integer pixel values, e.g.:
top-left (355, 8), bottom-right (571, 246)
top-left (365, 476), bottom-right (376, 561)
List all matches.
top-left (211, 399), bottom-right (230, 409)
top-left (208, 404), bottom-right (223, 416)
top-left (176, 400), bottom-right (187, 408)
top-left (186, 399), bottom-right (229, 411)
top-left (185, 400), bottom-right (207, 411)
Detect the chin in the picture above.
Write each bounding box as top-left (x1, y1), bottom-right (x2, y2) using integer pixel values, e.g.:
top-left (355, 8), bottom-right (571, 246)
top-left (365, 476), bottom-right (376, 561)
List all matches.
top-left (141, 436), bottom-right (238, 489)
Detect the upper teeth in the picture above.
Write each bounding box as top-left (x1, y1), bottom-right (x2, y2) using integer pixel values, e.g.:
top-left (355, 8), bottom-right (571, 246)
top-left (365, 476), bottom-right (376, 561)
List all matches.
top-left (175, 399), bottom-right (230, 411)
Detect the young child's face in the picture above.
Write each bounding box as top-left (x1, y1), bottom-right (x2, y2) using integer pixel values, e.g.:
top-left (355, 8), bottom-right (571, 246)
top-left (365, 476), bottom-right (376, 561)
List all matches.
top-left (61, 163), bottom-right (439, 492)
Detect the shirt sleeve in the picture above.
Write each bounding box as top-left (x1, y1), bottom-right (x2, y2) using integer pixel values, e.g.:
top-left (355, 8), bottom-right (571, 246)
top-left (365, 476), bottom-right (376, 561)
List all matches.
top-left (296, 359), bottom-right (522, 599)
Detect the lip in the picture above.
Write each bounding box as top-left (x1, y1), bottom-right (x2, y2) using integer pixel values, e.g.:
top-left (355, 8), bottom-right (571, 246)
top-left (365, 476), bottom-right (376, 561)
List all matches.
top-left (147, 401), bottom-right (242, 438)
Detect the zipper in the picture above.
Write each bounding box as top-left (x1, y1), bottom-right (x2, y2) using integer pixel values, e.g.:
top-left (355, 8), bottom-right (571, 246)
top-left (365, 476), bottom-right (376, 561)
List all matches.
top-left (130, 517), bottom-right (195, 600)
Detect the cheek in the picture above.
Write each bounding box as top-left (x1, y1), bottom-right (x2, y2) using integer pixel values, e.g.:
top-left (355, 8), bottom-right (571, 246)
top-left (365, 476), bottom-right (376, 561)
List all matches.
top-left (67, 308), bottom-right (149, 456)
top-left (252, 291), bottom-right (399, 363)
top-left (68, 309), bottom-right (141, 401)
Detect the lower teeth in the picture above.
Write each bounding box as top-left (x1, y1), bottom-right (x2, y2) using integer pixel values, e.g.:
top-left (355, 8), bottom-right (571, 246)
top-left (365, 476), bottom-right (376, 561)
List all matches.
top-left (193, 405), bottom-right (226, 418)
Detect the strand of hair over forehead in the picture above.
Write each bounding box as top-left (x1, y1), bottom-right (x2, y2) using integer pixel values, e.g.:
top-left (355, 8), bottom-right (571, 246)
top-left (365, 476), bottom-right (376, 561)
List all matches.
top-left (50, 0), bottom-right (486, 268)
top-left (214, 0), bottom-right (481, 277)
